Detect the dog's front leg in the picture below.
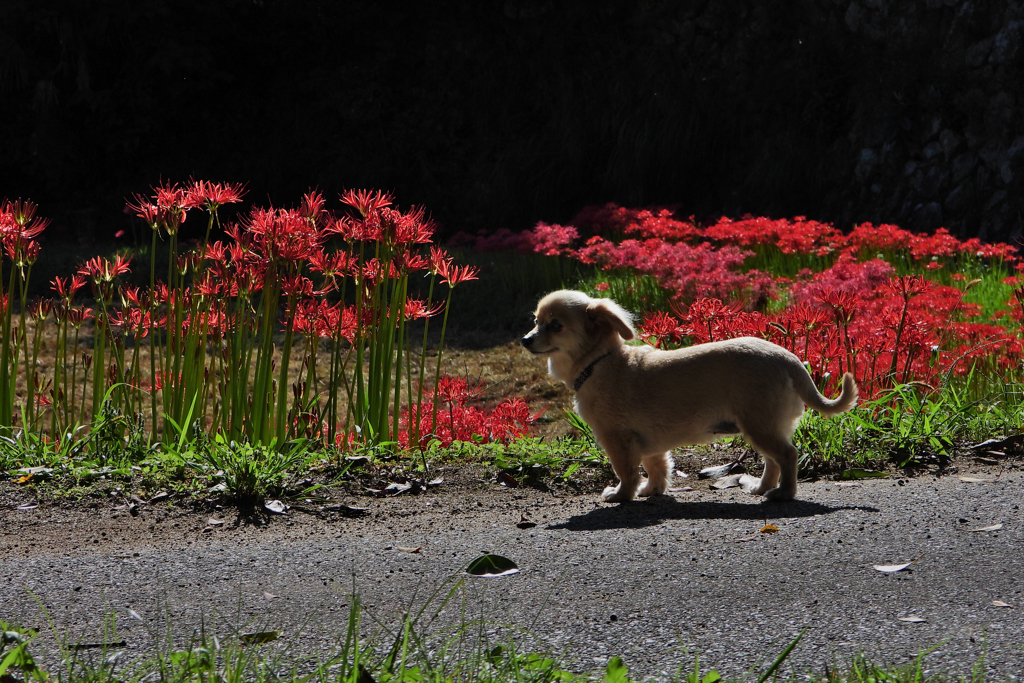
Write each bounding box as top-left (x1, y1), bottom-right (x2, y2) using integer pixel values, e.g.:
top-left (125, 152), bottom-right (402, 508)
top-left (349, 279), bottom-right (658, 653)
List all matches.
top-left (638, 452), bottom-right (672, 496)
top-left (601, 442), bottom-right (643, 503)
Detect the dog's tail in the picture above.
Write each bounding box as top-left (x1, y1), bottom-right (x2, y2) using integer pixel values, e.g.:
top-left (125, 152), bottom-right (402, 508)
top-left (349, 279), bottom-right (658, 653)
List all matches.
top-left (791, 367), bottom-right (858, 416)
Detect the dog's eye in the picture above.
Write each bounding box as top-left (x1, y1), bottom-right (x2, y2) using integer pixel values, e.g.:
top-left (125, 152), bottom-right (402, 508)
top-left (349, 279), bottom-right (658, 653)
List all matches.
top-left (548, 320), bottom-right (563, 332)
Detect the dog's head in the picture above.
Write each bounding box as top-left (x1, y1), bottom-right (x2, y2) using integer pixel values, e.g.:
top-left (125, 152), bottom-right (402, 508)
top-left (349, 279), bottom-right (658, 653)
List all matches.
top-left (521, 290), bottom-right (635, 363)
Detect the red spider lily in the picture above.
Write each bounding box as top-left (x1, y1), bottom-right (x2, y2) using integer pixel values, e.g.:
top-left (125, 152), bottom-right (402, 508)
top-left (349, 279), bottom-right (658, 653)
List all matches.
top-left (570, 203), bottom-right (701, 242)
top-left (436, 376), bottom-right (481, 404)
top-left (66, 307), bottom-right (94, 327)
top-left (149, 181), bottom-right (190, 234)
top-left (392, 248), bottom-right (429, 274)
top-left (884, 275), bottom-right (931, 300)
top-left (638, 311), bottom-right (686, 348)
top-left (405, 298), bottom-right (444, 319)
top-left (1, 199), bottom-right (50, 242)
top-left (242, 206), bottom-right (323, 263)
top-left (520, 222), bottom-right (579, 256)
top-left (308, 250), bottom-right (355, 279)
top-left (79, 254), bottom-right (132, 283)
top-left (4, 235), bottom-right (41, 268)
top-left (704, 215), bottom-right (843, 256)
top-left (280, 274), bottom-right (315, 298)
top-left (816, 288), bottom-right (860, 324)
top-left (107, 308), bottom-right (152, 336)
top-left (300, 190), bottom-right (326, 221)
top-left (430, 247), bottom-right (479, 287)
top-left (185, 179), bottom-right (247, 211)
top-left (339, 188), bottom-right (393, 217)
top-left (193, 273), bottom-right (222, 298)
top-left (126, 193), bottom-right (161, 228)
top-left (846, 223), bottom-right (914, 254)
top-left (29, 299), bottom-right (52, 321)
top-left (679, 297), bottom-right (741, 343)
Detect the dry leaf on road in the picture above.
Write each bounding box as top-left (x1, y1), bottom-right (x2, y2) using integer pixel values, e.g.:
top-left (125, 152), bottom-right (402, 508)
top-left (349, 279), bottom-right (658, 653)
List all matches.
top-left (397, 545), bottom-right (424, 553)
top-left (873, 554), bottom-right (922, 573)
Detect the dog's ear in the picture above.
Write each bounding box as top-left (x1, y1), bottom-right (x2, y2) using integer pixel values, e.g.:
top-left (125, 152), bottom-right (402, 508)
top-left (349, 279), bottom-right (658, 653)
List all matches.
top-left (587, 298), bottom-right (635, 340)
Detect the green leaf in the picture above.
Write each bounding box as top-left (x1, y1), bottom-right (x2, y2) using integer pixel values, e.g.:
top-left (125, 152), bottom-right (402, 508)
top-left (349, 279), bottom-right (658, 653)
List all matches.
top-left (465, 554), bottom-right (519, 577)
top-left (839, 468), bottom-right (890, 480)
top-left (604, 655), bottom-right (631, 683)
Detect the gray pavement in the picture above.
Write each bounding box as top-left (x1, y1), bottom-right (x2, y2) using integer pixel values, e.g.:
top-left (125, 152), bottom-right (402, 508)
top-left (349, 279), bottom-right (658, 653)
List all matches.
top-left (2, 472), bottom-right (1022, 680)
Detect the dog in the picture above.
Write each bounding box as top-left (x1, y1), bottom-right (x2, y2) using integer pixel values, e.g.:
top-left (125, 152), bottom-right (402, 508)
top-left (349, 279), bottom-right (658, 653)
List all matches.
top-left (521, 290), bottom-right (858, 502)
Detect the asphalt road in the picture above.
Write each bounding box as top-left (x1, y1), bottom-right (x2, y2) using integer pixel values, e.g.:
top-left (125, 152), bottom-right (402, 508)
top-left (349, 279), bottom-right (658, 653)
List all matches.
top-left (2, 470), bottom-right (1022, 680)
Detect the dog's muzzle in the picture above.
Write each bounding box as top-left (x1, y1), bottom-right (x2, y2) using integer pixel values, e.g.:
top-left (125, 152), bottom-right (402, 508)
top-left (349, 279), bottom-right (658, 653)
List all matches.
top-left (521, 334), bottom-right (535, 349)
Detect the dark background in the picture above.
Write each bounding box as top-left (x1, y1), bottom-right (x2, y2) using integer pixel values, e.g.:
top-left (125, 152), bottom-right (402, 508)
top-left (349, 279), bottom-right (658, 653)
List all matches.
top-left (2, 0), bottom-right (1023, 251)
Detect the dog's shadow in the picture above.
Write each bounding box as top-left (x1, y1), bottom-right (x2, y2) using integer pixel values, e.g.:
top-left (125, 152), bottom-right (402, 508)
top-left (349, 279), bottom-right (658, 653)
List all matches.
top-left (548, 495), bottom-right (878, 531)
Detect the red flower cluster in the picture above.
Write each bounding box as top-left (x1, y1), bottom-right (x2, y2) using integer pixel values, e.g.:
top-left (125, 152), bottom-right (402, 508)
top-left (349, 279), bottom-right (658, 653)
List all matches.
top-left (0, 199), bottom-right (48, 269)
top-left (396, 376), bottom-right (540, 449)
top-left (455, 202), bottom-right (1023, 401)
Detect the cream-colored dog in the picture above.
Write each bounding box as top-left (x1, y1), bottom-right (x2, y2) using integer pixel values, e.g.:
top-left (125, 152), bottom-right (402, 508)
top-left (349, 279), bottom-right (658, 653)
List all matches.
top-left (522, 290), bottom-right (858, 502)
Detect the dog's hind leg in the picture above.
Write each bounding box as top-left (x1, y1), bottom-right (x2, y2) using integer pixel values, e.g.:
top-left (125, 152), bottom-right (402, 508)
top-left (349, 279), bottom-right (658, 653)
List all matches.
top-left (742, 432), bottom-right (799, 501)
top-left (638, 452), bottom-right (672, 496)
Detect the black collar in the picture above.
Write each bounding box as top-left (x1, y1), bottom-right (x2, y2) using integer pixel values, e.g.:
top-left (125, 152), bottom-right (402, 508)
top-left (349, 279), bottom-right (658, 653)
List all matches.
top-left (573, 353), bottom-right (610, 392)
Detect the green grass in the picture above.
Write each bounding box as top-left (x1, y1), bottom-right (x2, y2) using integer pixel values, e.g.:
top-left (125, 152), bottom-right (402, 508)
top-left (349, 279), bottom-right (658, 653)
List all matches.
top-left (0, 591), bottom-right (1005, 683)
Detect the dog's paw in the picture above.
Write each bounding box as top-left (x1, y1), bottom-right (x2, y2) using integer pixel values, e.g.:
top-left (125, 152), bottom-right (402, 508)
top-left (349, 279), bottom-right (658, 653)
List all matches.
top-left (739, 474), bottom-right (766, 495)
top-left (763, 487), bottom-right (797, 502)
top-left (602, 485), bottom-right (636, 503)
top-left (637, 480), bottom-right (668, 497)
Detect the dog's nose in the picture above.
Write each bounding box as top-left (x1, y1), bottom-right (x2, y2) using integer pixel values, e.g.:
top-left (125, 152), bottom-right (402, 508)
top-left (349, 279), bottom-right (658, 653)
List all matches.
top-left (521, 335), bottom-right (533, 348)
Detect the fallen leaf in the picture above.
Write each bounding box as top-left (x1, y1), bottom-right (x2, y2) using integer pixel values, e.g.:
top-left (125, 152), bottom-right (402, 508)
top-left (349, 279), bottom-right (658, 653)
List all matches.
top-left (207, 518), bottom-right (225, 526)
top-left (958, 475), bottom-right (994, 483)
top-left (760, 524), bottom-right (779, 534)
top-left (734, 534), bottom-right (759, 543)
top-left (974, 457), bottom-right (1000, 465)
top-left (700, 461), bottom-right (743, 479)
top-left (674, 470), bottom-right (689, 479)
top-left (16, 503), bottom-right (38, 511)
top-left (711, 474), bottom-right (743, 490)
top-left (427, 477), bottom-right (444, 487)
top-left (263, 591), bottom-right (278, 600)
top-left (466, 554), bottom-right (519, 577)
top-left (379, 482), bottom-right (413, 496)
top-left (264, 500), bottom-right (288, 514)
top-left (967, 523), bottom-right (1002, 532)
top-left (969, 434), bottom-right (1024, 451)
top-left (345, 456), bottom-right (370, 467)
top-left (898, 616), bottom-right (926, 623)
top-left (240, 631), bottom-right (281, 645)
top-left (397, 545), bottom-right (424, 553)
top-left (992, 600), bottom-right (1012, 608)
top-left (148, 491), bottom-right (170, 504)
top-left (127, 609), bottom-right (142, 621)
top-left (497, 472), bottom-right (519, 488)
top-left (669, 486), bottom-right (694, 493)
top-left (515, 513), bottom-right (536, 529)
top-left (873, 554), bottom-right (922, 573)
top-left (840, 468), bottom-right (890, 480)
